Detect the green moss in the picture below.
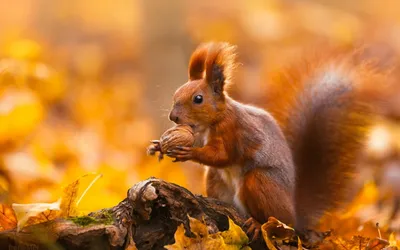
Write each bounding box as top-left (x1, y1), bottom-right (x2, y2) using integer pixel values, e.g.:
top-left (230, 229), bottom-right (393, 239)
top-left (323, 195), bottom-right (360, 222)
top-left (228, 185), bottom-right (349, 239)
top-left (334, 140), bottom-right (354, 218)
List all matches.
top-left (95, 210), bottom-right (114, 225)
top-left (70, 216), bottom-right (97, 226)
top-left (70, 209), bottom-right (115, 227)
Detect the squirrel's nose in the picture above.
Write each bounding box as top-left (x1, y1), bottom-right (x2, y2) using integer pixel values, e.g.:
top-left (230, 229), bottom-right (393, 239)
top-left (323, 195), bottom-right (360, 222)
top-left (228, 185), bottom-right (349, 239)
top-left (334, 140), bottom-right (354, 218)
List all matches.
top-left (169, 112), bottom-right (179, 123)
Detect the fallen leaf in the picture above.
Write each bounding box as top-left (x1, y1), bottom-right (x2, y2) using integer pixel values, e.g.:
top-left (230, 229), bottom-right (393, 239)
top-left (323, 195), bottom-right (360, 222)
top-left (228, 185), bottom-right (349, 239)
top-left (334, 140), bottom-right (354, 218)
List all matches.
top-left (366, 237), bottom-right (389, 250)
top-left (25, 209), bottom-right (60, 228)
top-left (59, 179), bottom-right (79, 217)
top-left (165, 216), bottom-right (249, 250)
top-left (219, 216), bottom-right (249, 247)
top-left (0, 204), bottom-right (17, 231)
top-left (388, 233), bottom-right (400, 248)
top-left (60, 172), bottom-right (102, 217)
top-left (12, 199), bottom-right (61, 231)
top-left (261, 217), bottom-right (297, 250)
top-left (11, 172), bottom-right (102, 231)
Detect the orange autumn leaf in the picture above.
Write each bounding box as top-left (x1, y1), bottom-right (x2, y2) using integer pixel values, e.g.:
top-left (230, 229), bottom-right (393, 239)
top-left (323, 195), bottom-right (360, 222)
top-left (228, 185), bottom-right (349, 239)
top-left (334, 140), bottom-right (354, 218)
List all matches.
top-left (389, 233), bottom-right (400, 248)
top-left (12, 173), bottom-right (102, 230)
top-left (25, 209), bottom-right (60, 228)
top-left (165, 216), bottom-right (249, 250)
top-left (366, 238), bottom-right (390, 250)
top-left (12, 200), bottom-right (61, 231)
top-left (0, 204), bottom-right (17, 231)
top-left (59, 178), bottom-right (79, 217)
top-left (261, 217), bottom-right (301, 250)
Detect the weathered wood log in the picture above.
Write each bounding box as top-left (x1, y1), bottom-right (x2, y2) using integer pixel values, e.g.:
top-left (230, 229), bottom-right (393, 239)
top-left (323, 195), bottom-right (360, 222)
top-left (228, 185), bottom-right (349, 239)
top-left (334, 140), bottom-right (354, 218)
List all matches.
top-left (0, 177), bottom-right (258, 250)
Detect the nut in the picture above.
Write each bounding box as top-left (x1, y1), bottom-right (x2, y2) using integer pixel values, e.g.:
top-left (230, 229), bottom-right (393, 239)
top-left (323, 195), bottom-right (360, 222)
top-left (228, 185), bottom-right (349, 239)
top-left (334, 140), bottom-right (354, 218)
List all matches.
top-left (160, 125), bottom-right (194, 153)
top-left (147, 124), bottom-right (195, 161)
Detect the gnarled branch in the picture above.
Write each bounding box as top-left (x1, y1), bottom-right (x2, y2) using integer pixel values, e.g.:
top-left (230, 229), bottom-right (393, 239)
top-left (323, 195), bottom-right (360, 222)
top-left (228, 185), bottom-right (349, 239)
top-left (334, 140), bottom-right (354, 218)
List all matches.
top-left (0, 178), bottom-right (255, 250)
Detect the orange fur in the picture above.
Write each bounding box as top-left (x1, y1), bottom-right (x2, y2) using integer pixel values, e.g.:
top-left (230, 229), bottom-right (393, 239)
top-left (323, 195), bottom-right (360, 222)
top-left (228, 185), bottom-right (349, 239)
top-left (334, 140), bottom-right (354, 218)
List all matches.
top-left (240, 168), bottom-right (295, 225)
top-left (167, 42), bottom-right (384, 232)
top-left (188, 44), bottom-right (209, 80)
top-left (265, 49), bottom-right (386, 229)
top-left (204, 42), bottom-right (237, 90)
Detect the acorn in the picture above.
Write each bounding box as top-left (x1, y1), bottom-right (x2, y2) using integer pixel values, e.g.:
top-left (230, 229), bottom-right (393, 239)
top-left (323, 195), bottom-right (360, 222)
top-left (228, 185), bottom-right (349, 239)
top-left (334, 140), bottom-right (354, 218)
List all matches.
top-left (147, 125), bottom-right (195, 161)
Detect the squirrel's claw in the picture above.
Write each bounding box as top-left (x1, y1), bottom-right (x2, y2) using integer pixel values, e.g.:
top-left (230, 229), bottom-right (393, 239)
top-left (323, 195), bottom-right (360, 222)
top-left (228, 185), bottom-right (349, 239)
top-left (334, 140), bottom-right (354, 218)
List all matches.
top-left (147, 140), bottom-right (162, 157)
top-left (166, 146), bottom-right (193, 162)
top-left (243, 217), bottom-right (262, 242)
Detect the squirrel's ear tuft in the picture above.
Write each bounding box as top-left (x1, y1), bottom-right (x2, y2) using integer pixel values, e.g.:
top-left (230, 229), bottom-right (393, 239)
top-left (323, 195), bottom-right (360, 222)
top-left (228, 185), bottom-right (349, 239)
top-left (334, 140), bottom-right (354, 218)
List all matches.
top-left (205, 42), bottom-right (237, 95)
top-left (188, 43), bottom-right (209, 80)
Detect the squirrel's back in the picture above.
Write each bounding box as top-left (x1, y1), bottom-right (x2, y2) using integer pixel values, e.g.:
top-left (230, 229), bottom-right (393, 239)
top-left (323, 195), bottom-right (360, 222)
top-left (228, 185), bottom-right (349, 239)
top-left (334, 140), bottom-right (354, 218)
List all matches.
top-left (266, 50), bottom-right (387, 230)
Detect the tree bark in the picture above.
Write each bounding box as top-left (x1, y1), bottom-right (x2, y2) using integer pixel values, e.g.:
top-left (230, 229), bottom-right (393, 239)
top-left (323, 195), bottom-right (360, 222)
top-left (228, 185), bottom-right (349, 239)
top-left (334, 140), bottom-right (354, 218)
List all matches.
top-left (0, 178), bottom-right (251, 250)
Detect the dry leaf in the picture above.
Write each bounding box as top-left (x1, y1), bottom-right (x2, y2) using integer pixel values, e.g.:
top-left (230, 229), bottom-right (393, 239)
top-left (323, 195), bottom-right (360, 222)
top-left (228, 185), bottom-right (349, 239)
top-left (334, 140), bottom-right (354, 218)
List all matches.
top-left (164, 216), bottom-right (221, 250)
top-left (59, 178), bottom-right (79, 217)
top-left (261, 217), bottom-right (297, 250)
top-left (0, 204), bottom-right (17, 231)
top-left (60, 172), bottom-right (102, 217)
top-left (25, 209), bottom-right (60, 228)
top-left (11, 172), bottom-right (102, 231)
top-left (388, 233), bottom-right (400, 248)
top-left (366, 237), bottom-right (390, 250)
top-left (165, 216), bottom-right (249, 250)
top-left (12, 199), bottom-right (61, 231)
top-left (219, 217), bottom-right (250, 247)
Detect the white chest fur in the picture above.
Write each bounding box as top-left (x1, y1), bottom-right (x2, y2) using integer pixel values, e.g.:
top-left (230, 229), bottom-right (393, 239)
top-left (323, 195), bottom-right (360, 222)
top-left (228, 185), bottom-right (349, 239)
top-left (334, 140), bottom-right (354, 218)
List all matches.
top-left (199, 129), bottom-right (248, 215)
top-left (202, 128), bottom-right (210, 145)
top-left (218, 165), bottom-right (247, 215)
top-left (193, 128), bottom-right (210, 148)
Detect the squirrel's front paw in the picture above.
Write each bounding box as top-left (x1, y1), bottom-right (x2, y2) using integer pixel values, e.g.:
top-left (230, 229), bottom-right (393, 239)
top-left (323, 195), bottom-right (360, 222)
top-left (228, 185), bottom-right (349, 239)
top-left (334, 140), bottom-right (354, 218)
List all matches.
top-left (147, 140), bottom-right (161, 155)
top-left (166, 146), bottom-right (194, 162)
top-left (147, 140), bottom-right (165, 161)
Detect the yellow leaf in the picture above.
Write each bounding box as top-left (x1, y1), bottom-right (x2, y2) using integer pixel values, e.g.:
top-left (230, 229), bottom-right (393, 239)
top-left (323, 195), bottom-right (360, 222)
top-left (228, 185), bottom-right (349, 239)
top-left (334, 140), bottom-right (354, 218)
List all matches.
top-left (165, 216), bottom-right (248, 250)
top-left (219, 217), bottom-right (249, 247)
top-left (60, 172), bottom-right (102, 217)
top-left (165, 224), bottom-right (189, 249)
top-left (389, 233), bottom-right (400, 248)
top-left (0, 204), bottom-right (17, 231)
top-left (366, 237), bottom-right (389, 249)
top-left (59, 179), bottom-right (79, 217)
top-left (261, 217), bottom-right (296, 250)
top-left (188, 216), bottom-right (208, 238)
top-left (12, 199), bottom-right (61, 231)
top-left (25, 209), bottom-right (60, 228)
top-left (11, 172), bottom-right (102, 231)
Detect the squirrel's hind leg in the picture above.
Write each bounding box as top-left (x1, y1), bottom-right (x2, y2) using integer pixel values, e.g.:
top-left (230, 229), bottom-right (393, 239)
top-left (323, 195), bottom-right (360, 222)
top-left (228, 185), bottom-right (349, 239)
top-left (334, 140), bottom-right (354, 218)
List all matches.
top-left (239, 168), bottom-right (296, 227)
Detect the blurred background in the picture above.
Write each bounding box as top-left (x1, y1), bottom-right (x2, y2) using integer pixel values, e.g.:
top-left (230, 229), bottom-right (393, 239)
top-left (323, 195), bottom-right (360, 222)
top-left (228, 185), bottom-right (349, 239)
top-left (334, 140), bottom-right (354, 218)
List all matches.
top-left (0, 0), bottom-right (400, 233)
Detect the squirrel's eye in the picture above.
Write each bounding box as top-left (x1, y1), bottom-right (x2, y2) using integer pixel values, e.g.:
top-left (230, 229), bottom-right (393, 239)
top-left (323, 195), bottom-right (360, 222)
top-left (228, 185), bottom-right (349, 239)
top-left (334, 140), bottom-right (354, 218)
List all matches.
top-left (193, 95), bottom-right (203, 104)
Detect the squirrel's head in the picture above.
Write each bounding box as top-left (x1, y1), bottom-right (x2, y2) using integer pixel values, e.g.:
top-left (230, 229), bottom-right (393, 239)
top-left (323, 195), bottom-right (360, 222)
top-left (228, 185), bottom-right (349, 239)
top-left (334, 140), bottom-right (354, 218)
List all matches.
top-left (169, 42), bottom-right (237, 132)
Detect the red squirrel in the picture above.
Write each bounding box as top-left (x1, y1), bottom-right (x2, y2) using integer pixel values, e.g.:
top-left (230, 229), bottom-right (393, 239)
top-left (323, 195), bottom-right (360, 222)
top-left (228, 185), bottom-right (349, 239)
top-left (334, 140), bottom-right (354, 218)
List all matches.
top-left (164, 42), bottom-right (383, 239)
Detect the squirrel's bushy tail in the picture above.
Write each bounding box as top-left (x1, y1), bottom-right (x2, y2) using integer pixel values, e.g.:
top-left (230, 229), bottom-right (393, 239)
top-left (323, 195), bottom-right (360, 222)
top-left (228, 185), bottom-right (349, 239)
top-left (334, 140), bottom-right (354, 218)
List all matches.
top-left (266, 49), bottom-right (389, 230)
